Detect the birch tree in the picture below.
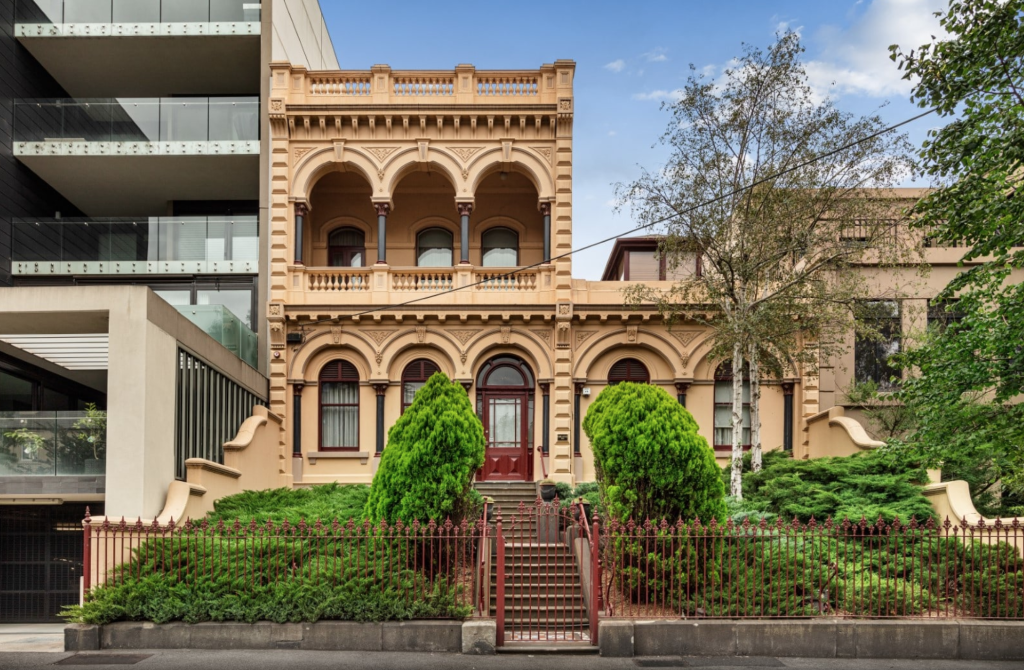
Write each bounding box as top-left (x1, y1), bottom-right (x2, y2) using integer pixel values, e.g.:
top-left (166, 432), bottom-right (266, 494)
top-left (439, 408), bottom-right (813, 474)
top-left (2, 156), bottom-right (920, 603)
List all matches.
top-left (619, 32), bottom-right (918, 499)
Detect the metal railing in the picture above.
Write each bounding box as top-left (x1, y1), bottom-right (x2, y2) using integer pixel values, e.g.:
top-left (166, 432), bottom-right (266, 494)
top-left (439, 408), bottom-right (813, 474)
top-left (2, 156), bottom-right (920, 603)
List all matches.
top-left (601, 515), bottom-right (1024, 619)
top-left (16, 0), bottom-right (260, 24)
top-left (0, 410), bottom-right (106, 477)
top-left (13, 97), bottom-right (259, 144)
top-left (83, 511), bottom-right (484, 620)
top-left (11, 216), bottom-right (258, 272)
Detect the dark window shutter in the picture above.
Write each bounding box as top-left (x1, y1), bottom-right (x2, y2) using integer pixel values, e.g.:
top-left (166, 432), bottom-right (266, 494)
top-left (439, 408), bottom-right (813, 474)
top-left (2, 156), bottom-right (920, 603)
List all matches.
top-left (402, 359), bottom-right (439, 383)
top-left (320, 360), bottom-right (359, 382)
top-left (609, 358), bottom-right (650, 383)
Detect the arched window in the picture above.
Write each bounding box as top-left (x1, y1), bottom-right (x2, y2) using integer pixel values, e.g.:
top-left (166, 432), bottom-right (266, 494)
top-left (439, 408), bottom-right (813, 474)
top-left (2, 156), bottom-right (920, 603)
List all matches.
top-left (481, 227), bottom-right (519, 267)
top-left (401, 358), bottom-right (440, 413)
top-left (713, 361), bottom-right (750, 451)
top-left (328, 227), bottom-right (366, 267)
top-left (417, 228), bottom-right (454, 267)
top-left (608, 358), bottom-right (650, 384)
top-left (319, 360), bottom-right (359, 449)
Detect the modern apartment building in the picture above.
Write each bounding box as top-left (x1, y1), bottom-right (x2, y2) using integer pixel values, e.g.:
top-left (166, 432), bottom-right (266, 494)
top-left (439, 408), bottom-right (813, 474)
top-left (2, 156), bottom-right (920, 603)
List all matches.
top-left (0, 0), bottom-right (336, 622)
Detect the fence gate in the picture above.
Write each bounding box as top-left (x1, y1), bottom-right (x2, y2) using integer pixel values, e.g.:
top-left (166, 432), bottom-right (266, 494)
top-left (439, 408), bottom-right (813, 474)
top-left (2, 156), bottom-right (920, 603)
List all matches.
top-left (494, 501), bottom-right (599, 645)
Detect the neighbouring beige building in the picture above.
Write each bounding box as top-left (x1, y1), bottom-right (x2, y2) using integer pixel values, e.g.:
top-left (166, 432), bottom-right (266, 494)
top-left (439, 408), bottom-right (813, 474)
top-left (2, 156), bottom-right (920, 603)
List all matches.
top-left (258, 60), bottom-right (1002, 488)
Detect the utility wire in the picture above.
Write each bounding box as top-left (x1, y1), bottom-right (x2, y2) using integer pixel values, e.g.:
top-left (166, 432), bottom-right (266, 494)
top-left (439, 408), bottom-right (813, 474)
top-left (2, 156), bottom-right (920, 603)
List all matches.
top-left (301, 107), bottom-right (936, 327)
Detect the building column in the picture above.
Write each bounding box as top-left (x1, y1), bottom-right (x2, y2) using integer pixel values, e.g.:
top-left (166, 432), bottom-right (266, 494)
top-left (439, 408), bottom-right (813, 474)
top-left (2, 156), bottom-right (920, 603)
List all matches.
top-left (675, 381), bottom-right (690, 408)
top-left (294, 203), bottom-right (307, 265)
top-left (457, 202), bottom-right (472, 264)
top-left (292, 383), bottom-right (303, 456)
top-left (782, 382), bottom-right (795, 452)
top-left (373, 383), bottom-right (388, 454)
top-left (540, 202), bottom-right (551, 262)
top-left (540, 383), bottom-right (550, 455)
top-left (375, 203), bottom-right (390, 264)
top-left (573, 382), bottom-right (583, 457)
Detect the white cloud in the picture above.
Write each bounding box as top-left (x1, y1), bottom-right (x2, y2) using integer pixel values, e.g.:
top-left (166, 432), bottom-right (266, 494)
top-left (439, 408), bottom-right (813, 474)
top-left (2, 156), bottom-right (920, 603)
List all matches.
top-left (804, 0), bottom-right (946, 99)
top-left (632, 89), bottom-right (683, 102)
top-left (644, 47), bottom-right (669, 63)
top-left (604, 59), bottom-right (626, 73)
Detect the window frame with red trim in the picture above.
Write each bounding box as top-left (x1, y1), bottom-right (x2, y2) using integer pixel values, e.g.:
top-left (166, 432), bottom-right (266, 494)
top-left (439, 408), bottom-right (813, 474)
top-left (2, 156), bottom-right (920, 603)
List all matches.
top-left (318, 360), bottom-right (360, 451)
top-left (401, 358), bottom-right (440, 413)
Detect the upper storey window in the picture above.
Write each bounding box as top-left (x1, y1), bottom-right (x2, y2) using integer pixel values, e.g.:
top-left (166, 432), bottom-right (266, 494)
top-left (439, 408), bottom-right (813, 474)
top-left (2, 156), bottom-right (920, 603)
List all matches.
top-left (417, 228), bottom-right (453, 267)
top-left (329, 228), bottom-right (365, 268)
top-left (481, 228), bottom-right (519, 267)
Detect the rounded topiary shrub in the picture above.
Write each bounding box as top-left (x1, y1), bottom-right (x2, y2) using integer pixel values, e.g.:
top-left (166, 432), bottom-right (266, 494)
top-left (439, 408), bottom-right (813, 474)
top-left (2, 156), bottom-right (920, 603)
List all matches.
top-left (583, 382), bottom-right (726, 523)
top-left (365, 372), bottom-right (485, 523)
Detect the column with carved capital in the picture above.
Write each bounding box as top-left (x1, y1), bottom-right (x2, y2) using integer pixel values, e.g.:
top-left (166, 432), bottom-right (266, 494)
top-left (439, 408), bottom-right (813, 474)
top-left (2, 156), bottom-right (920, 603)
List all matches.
top-left (375, 203), bottom-right (390, 264)
top-left (294, 203), bottom-right (308, 265)
top-left (373, 383), bottom-right (388, 454)
top-left (782, 381), bottom-right (795, 452)
top-left (292, 383), bottom-right (304, 456)
top-left (675, 381), bottom-right (690, 408)
top-left (540, 201), bottom-right (551, 262)
top-left (457, 202), bottom-right (473, 264)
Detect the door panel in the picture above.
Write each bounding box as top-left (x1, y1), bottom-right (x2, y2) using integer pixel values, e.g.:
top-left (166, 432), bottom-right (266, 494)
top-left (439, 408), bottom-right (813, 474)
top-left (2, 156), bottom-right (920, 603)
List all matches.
top-left (479, 393), bottom-right (530, 481)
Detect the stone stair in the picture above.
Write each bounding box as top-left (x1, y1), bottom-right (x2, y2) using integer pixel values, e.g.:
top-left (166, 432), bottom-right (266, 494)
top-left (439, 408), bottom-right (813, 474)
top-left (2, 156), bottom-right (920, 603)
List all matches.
top-left (474, 482), bottom-right (590, 643)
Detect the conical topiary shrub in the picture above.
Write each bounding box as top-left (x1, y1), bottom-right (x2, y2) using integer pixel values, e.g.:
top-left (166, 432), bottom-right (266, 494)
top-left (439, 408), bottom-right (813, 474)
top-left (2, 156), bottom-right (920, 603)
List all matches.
top-left (364, 371), bottom-right (485, 523)
top-left (583, 381), bottom-right (726, 523)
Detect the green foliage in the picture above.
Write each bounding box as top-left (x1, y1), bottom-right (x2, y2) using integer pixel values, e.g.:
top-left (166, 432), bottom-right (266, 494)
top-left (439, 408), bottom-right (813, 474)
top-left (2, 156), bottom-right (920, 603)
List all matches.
top-left (206, 483), bottom-right (370, 525)
top-left (365, 372), bottom-right (484, 523)
top-left (890, 0), bottom-right (1024, 515)
top-left (583, 382), bottom-right (726, 523)
top-left (734, 450), bottom-right (935, 524)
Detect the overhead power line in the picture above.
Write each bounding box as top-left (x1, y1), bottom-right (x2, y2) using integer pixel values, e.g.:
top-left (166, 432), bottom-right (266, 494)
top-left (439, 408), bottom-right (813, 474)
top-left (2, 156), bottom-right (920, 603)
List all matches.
top-left (301, 107), bottom-right (936, 327)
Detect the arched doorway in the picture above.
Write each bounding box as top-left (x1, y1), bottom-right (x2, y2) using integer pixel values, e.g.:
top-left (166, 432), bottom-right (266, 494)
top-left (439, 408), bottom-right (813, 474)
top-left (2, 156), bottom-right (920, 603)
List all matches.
top-left (476, 355), bottom-right (534, 481)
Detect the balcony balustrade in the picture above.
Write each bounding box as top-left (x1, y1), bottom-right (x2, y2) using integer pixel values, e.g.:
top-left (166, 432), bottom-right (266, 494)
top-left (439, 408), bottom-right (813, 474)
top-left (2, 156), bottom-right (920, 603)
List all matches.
top-left (15, 0), bottom-right (260, 35)
top-left (174, 305), bottom-right (258, 368)
top-left (11, 216), bottom-right (258, 275)
top-left (0, 411), bottom-right (106, 477)
top-left (13, 97), bottom-right (259, 156)
top-left (289, 265), bottom-right (556, 306)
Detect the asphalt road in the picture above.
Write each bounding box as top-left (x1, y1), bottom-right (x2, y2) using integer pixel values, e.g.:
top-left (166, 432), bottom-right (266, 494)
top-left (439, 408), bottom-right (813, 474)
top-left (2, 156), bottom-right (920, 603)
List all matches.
top-left (1, 651), bottom-right (1023, 670)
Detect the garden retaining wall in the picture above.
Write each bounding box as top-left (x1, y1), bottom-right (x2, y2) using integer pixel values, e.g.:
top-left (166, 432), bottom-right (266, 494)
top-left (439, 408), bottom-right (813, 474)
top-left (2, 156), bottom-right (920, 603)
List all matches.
top-left (599, 619), bottom-right (1024, 660)
top-left (65, 620), bottom-right (496, 654)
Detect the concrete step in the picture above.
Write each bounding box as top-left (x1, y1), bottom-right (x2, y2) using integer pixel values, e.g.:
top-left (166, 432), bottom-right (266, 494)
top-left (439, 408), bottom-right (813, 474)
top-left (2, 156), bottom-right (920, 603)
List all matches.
top-left (497, 643), bottom-right (597, 655)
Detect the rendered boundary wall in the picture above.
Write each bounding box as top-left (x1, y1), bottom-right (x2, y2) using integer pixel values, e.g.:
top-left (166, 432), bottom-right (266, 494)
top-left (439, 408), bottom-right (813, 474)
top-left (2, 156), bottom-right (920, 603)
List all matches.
top-left (599, 619), bottom-right (1024, 660)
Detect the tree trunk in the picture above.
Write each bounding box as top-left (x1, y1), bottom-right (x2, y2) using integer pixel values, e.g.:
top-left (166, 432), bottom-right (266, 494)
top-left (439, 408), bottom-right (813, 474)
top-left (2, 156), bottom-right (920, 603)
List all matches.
top-left (730, 343), bottom-right (744, 500)
top-left (749, 343), bottom-right (762, 473)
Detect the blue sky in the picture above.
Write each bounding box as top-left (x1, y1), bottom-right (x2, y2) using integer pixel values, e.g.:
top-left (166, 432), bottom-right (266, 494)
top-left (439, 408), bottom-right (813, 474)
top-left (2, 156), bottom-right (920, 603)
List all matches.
top-left (320, 0), bottom-right (947, 278)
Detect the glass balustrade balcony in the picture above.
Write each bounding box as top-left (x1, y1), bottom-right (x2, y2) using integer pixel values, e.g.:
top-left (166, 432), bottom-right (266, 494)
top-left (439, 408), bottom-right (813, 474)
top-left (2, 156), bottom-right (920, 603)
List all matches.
top-left (16, 0), bottom-right (260, 28)
top-left (0, 411), bottom-right (107, 477)
top-left (11, 216), bottom-right (258, 275)
top-left (175, 305), bottom-right (257, 368)
top-left (14, 97), bottom-right (258, 146)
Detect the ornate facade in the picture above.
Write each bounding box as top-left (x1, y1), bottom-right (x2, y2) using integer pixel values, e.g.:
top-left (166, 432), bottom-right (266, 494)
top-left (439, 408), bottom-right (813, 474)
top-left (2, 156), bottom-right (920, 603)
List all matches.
top-left (267, 61), bottom-right (803, 486)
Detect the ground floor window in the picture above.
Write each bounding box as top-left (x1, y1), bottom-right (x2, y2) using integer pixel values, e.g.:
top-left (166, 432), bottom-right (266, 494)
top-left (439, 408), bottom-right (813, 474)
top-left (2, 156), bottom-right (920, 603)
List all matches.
top-left (714, 361), bottom-right (750, 451)
top-left (320, 361), bottom-right (359, 450)
top-left (401, 359), bottom-right (440, 413)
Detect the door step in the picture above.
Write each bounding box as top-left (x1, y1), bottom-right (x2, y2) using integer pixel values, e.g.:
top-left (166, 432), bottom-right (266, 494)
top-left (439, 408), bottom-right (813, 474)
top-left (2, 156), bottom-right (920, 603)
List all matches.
top-left (497, 642), bottom-right (598, 654)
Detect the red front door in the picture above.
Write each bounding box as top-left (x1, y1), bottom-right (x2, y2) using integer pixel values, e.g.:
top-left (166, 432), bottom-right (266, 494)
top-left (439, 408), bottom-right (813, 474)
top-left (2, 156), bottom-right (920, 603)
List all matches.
top-left (479, 391), bottom-right (531, 481)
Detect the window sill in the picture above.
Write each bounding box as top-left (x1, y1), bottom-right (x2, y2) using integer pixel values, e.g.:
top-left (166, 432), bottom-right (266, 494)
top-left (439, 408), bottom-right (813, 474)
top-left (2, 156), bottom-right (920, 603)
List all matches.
top-left (307, 451), bottom-right (369, 465)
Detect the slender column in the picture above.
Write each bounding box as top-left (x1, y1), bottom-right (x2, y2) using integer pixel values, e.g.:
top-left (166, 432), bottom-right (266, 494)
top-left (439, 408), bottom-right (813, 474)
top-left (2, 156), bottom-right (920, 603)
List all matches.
top-left (782, 382), bottom-right (795, 452)
top-left (293, 203), bottom-right (308, 265)
top-left (375, 203), bottom-right (390, 264)
top-left (457, 203), bottom-right (472, 264)
top-left (675, 381), bottom-right (690, 408)
top-left (540, 202), bottom-right (551, 262)
top-left (373, 384), bottom-right (388, 454)
top-left (292, 384), bottom-right (303, 456)
top-left (540, 383), bottom-right (550, 455)
top-left (573, 382), bottom-right (583, 456)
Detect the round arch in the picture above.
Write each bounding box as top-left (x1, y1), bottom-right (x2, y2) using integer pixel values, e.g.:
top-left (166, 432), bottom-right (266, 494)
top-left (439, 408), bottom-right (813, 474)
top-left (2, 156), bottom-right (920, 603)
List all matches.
top-left (382, 336), bottom-right (458, 381)
top-left (315, 216), bottom-right (373, 248)
top-left (463, 331), bottom-right (553, 382)
top-left (294, 148), bottom-right (380, 202)
top-left (289, 330), bottom-right (377, 381)
top-left (466, 147), bottom-right (554, 200)
top-left (573, 328), bottom-right (681, 379)
top-left (383, 151), bottom-right (463, 196)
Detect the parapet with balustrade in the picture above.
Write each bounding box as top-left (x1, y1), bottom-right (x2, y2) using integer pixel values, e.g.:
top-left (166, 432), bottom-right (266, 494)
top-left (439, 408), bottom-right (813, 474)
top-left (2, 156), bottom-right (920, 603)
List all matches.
top-left (270, 62), bottom-right (575, 109)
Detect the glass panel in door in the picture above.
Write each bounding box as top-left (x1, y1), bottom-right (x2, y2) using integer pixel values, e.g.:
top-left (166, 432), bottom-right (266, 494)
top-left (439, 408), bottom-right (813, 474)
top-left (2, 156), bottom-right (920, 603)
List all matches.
top-left (487, 397), bottom-right (521, 449)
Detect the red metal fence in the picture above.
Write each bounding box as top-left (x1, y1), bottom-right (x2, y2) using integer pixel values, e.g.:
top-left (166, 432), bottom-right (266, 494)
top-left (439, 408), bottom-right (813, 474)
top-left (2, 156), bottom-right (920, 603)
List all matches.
top-left (600, 516), bottom-right (1024, 620)
top-left (81, 508), bottom-right (1024, 645)
top-left (83, 509), bottom-right (486, 618)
